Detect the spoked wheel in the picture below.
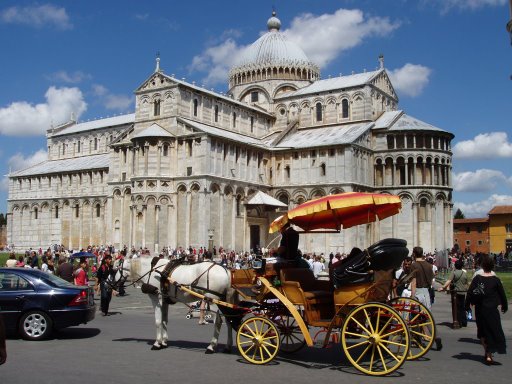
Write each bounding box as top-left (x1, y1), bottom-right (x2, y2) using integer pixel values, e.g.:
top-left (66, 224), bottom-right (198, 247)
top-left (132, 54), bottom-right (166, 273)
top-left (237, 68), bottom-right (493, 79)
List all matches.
top-left (341, 303), bottom-right (410, 376)
top-left (237, 316), bottom-right (280, 364)
top-left (271, 313), bottom-right (306, 353)
top-left (389, 297), bottom-right (435, 360)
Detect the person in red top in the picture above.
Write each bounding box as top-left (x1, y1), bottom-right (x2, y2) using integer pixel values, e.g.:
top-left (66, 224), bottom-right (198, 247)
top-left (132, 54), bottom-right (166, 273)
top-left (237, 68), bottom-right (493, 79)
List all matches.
top-left (73, 258), bottom-right (88, 286)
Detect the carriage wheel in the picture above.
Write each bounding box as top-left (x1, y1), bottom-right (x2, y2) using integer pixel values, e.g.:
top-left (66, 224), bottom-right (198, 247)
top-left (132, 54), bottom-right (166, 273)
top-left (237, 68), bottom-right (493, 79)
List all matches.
top-left (389, 297), bottom-right (435, 360)
top-left (237, 317), bottom-right (280, 364)
top-left (271, 313), bottom-right (307, 353)
top-left (341, 303), bottom-right (409, 376)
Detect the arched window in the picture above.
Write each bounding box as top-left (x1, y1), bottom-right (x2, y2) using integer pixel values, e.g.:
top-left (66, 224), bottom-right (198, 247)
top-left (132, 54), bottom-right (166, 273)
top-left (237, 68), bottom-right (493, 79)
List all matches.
top-left (96, 204), bottom-right (101, 218)
top-left (163, 144), bottom-right (168, 157)
top-left (55, 206), bottom-right (59, 219)
top-left (233, 112), bottom-right (237, 128)
top-left (154, 100), bottom-right (161, 116)
top-left (315, 102), bottom-right (322, 122)
top-left (214, 105), bottom-right (219, 122)
top-left (77, 141), bottom-right (81, 153)
top-left (193, 99), bottom-right (198, 116)
top-left (75, 205), bottom-right (80, 218)
top-left (320, 163), bottom-right (326, 176)
top-left (250, 116), bottom-right (254, 132)
top-left (342, 99), bottom-right (349, 118)
top-left (285, 165), bottom-right (290, 179)
top-left (236, 195), bottom-right (242, 216)
top-left (419, 198), bottom-right (429, 221)
top-left (34, 207), bottom-right (38, 220)
top-left (94, 138), bottom-right (98, 150)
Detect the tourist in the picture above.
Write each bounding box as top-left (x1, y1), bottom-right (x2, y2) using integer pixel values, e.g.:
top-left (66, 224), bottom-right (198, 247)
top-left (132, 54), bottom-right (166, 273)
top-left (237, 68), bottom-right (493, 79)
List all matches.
top-left (56, 256), bottom-right (74, 283)
top-left (410, 246), bottom-right (443, 350)
top-left (96, 254), bottom-right (115, 316)
top-left (311, 256), bottom-right (325, 278)
top-left (393, 256), bottom-right (412, 298)
top-left (465, 254), bottom-right (507, 365)
top-left (5, 253), bottom-right (17, 268)
top-left (73, 257), bottom-right (89, 286)
top-left (439, 259), bottom-right (469, 327)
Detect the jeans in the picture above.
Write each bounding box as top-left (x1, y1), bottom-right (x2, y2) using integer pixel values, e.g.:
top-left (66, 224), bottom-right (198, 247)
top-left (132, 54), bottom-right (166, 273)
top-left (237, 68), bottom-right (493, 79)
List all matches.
top-left (100, 281), bottom-right (112, 314)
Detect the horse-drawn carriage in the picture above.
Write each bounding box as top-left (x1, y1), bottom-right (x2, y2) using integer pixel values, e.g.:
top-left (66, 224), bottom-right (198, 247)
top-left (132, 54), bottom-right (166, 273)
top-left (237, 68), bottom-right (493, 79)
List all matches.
top-left (161, 193), bottom-right (436, 376)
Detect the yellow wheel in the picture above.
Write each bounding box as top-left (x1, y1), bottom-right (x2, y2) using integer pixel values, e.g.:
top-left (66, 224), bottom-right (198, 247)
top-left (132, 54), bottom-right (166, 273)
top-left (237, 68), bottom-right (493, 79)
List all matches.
top-left (237, 316), bottom-right (280, 364)
top-left (389, 297), bottom-right (435, 360)
top-left (341, 303), bottom-right (410, 376)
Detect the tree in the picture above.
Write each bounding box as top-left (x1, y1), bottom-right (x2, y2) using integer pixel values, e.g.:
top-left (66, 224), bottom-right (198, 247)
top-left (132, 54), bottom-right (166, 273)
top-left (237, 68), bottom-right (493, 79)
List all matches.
top-left (454, 208), bottom-right (465, 219)
top-left (0, 213), bottom-right (6, 226)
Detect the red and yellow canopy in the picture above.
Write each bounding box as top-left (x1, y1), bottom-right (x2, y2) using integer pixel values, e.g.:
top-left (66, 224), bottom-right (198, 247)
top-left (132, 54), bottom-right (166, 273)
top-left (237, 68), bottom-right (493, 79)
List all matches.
top-left (269, 192), bottom-right (401, 233)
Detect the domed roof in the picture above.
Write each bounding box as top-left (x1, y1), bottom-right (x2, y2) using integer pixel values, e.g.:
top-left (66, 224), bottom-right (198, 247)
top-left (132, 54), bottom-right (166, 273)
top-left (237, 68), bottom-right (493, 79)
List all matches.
top-left (232, 12), bottom-right (318, 71)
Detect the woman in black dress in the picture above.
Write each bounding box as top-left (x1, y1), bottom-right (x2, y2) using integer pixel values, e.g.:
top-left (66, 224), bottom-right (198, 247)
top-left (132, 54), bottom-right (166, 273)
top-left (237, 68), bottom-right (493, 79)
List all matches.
top-left (466, 255), bottom-right (508, 364)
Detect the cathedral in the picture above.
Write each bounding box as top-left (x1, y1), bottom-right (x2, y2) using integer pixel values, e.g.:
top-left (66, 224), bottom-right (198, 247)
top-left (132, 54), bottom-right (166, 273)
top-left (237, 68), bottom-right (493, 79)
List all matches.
top-left (6, 12), bottom-right (454, 255)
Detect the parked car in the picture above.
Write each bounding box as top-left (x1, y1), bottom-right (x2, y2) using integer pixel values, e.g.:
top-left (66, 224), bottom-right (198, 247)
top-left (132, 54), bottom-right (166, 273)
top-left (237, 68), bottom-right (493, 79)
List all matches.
top-left (0, 268), bottom-right (95, 340)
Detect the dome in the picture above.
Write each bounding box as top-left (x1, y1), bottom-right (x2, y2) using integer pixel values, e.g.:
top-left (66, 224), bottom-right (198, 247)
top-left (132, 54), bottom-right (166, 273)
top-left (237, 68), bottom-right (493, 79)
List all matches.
top-left (233, 12), bottom-right (315, 69)
top-left (229, 12), bottom-right (320, 87)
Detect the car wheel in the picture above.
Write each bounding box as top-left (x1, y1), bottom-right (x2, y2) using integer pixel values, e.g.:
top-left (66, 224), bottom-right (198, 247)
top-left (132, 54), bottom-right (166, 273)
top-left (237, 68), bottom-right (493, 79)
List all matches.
top-left (19, 311), bottom-right (53, 340)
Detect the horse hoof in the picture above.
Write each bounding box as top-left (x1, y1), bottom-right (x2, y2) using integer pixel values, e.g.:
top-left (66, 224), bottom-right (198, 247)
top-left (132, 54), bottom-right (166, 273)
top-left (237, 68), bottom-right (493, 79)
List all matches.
top-left (151, 345), bottom-right (162, 351)
top-left (205, 348), bottom-right (215, 354)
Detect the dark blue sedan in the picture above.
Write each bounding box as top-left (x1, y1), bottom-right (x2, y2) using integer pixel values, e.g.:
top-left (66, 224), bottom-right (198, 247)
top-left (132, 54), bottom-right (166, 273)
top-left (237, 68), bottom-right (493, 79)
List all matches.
top-left (0, 268), bottom-right (96, 340)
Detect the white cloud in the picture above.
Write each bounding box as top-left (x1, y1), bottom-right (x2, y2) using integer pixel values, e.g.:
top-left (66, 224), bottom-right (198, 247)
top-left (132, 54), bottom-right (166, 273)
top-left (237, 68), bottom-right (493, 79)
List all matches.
top-left (0, 86), bottom-right (87, 136)
top-left (47, 70), bottom-right (91, 84)
top-left (190, 9), bottom-right (400, 86)
top-left (431, 0), bottom-right (507, 12)
top-left (0, 4), bottom-right (72, 29)
top-left (453, 132), bottom-right (512, 159)
top-left (453, 169), bottom-right (512, 192)
top-left (7, 150), bottom-right (47, 172)
top-left (388, 63), bottom-right (431, 97)
top-left (454, 194), bottom-right (512, 218)
top-left (91, 84), bottom-right (132, 111)
top-left (1, 149), bottom-right (47, 192)
top-left (284, 9), bottom-right (400, 68)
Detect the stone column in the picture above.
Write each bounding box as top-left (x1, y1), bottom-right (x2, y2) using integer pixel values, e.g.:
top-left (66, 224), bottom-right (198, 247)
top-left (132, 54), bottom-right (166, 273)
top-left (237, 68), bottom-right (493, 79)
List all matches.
top-left (412, 202), bottom-right (418, 247)
top-left (89, 204), bottom-right (93, 246)
top-left (185, 192), bottom-right (191, 247)
top-left (144, 142), bottom-right (149, 176)
top-left (219, 192), bottom-right (224, 247)
top-left (129, 205), bottom-right (134, 250)
top-left (142, 204), bottom-right (147, 248)
top-left (155, 204), bottom-right (160, 254)
top-left (430, 202), bottom-right (437, 252)
top-left (231, 196), bottom-right (236, 250)
top-left (157, 142), bottom-right (162, 176)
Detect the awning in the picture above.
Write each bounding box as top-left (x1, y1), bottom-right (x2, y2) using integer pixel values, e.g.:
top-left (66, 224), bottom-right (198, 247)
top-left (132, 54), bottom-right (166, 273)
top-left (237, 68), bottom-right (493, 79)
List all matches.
top-left (245, 191), bottom-right (287, 208)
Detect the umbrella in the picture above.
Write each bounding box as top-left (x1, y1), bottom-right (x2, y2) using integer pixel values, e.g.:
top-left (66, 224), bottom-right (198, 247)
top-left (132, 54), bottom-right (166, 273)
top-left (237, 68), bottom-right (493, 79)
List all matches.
top-left (269, 192), bottom-right (401, 233)
top-left (70, 251), bottom-right (97, 259)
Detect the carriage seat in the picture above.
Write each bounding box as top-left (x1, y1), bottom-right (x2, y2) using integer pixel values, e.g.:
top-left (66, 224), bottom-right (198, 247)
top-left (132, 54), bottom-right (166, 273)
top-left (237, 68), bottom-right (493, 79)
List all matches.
top-left (280, 268), bottom-right (333, 305)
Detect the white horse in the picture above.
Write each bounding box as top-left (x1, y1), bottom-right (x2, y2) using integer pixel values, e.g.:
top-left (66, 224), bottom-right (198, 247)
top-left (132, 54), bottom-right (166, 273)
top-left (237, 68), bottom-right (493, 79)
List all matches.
top-left (121, 257), bottom-right (237, 352)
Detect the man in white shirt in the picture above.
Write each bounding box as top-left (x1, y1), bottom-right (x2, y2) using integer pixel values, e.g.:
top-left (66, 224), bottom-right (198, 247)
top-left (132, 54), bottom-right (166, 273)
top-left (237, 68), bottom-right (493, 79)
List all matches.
top-left (311, 256), bottom-right (325, 278)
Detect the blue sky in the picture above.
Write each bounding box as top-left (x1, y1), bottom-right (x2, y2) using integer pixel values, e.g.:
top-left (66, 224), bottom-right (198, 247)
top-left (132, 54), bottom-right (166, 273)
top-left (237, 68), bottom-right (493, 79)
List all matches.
top-left (0, 0), bottom-right (511, 218)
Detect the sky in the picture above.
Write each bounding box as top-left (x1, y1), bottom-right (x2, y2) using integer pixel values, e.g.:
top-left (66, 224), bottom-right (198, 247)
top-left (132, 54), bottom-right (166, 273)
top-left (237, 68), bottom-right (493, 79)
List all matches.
top-left (0, 0), bottom-right (511, 218)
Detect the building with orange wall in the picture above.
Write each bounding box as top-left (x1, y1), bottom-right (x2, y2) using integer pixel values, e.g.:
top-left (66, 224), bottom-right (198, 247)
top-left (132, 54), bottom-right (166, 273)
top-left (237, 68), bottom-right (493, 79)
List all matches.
top-left (488, 206), bottom-right (512, 256)
top-left (453, 218), bottom-right (490, 254)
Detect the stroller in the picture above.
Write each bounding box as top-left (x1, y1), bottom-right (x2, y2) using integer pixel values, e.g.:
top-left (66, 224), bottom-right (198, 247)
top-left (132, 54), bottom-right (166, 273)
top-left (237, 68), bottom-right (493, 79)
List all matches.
top-left (185, 300), bottom-right (214, 321)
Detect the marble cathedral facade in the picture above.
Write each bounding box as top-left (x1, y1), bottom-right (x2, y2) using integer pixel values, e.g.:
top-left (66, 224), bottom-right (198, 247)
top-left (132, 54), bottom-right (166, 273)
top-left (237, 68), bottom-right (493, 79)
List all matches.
top-left (7, 13), bottom-right (454, 255)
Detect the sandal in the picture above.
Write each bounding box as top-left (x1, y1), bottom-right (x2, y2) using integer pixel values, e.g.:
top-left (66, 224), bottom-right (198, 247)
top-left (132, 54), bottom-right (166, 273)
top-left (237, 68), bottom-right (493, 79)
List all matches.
top-left (485, 353), bottom-right (494, 365)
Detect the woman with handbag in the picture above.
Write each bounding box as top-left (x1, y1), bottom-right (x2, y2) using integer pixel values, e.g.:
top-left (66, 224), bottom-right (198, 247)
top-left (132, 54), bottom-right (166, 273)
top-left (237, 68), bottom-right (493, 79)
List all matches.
top-left (439, 259), bottom-right (469, 327)
top-left (465, 254), bottom-right (508, 365)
